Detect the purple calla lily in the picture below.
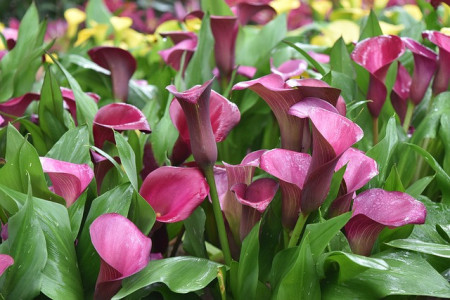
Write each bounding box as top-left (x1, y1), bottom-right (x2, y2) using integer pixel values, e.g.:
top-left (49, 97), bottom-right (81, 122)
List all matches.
top-left (232, 2), bottom-right (276, 25)
top-left (60, 87), bottom-right (100, 124)
top-left (402, 37), bottom-right (438, 104)
top-left (0, 254), bottom-right (13, 276)
top-left (139, 166), bottom-right (209, 223)
top-left (270, 58), bottom-right (308, 81)
top-left (390, 62), bottom-right (412, 123)
top-left (422, 31), bottom-right (450, 95)
top-left (159, 37), bottom-right (197, 72)
top-left (39, 157), bottom-right (94, 207)
top-left (88, 46), bottom-right (137, 101)
top-left (159, 31), bottom-right (198, 44)
top-left (231, 178), bottom-right (278, 240)
top-left (93, 103), bottom-right (151, 148)
top-left (0, 93), bottom-right (40, 127)
top-left (287, 3), bottom-right (313, 30)
top-left (351, 35), bottom-right (405, 118)
top-left (90, 213), bottom-right (152, 300)
top-left (167, 79), bottom-right (218, 168)
top-left (345, 189), bottom-right (426, 256)
top-left (210, 16), bottom-right (238, 81)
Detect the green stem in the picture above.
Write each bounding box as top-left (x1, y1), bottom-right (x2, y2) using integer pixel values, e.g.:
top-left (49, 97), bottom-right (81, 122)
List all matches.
top-left (203, 166), bottom-right (232, 266)
top-left (372, 117), bottom-right (379, 145)
top-left (403, 101), bottom-right (415, 133)
top-left (288, 212), bottom-right (310, 248)
top-left (0, 208), bottom-right (7, 225)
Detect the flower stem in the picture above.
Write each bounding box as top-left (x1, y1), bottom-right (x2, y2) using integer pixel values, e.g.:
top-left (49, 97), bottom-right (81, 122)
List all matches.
top-left (403, 101), bottom-right (415, 133)
top-left (288, 212), bottom-right (309, 248)
top-left (203, 166), bottom-right (232, 266)
top-left (372, 117), bottom-right (379, 145)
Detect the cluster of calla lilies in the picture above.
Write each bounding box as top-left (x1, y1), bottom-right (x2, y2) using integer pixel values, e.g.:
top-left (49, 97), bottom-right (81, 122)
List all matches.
top-left (0, 0), bottom-right (449, 299)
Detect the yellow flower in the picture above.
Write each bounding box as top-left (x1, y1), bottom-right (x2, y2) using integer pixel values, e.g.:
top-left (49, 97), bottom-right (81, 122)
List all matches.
top-left (122, 28), bottom-right (145, 49)
top-left (44, 53), bottom-right (58, 63)
top-left (379, 21), bottom-right (404, 35)
top-left (311, 20), bottom-right (360, 47)
top-left (374, 0), bottom-right (389, 9)
top-left (403, 4), bottom-right (422, 21)
top-left (329, 7), bottom-right (369, 21)
top-left (74, 22), bottom-right (108, 46)
top-left (442, 3), bottom-right (450, 26)
top-left (64, 8), bottom-right (86, 38)
top-left (441, 27), bottom-right (450, 35)
top-left (185, 17), bottom-right (202, 32)
top-left (270, 0), bottom-right (300, 13)
top-left (0, 23), bottom-right (4, 31)
top-left (110, 16), bottom-right (132, 33)
top-left (154, 20), bottom-right (182, 35)
top-left (310, 0), bottom-right (333, 18)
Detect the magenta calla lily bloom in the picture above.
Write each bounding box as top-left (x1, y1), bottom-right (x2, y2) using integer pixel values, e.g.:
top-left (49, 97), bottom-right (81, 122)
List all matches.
top-left (329, 148), bottom-right (378, 217)
top-left (402, 37), bottom-right (438, 104)
top-left (345, 189), bottom-right (426, 256)
top-left (210, 16), bottom-right (238, 81)
top-left (159, 31), bottom-right (198, 44)
top-left (167, 79), bottom-right (218, 168)
top-left (60, 87), bottom-right (100, 124)
top-left (390, 62), bottom-right (412, 122)
top-left (260, 149), bottom-right (311, 229)
top-left (232, 2), bottom-right (276, 25)
top-left (270, 58), bottom-right (308, 81)
top-left (139, 166), bottom-right (209, 222)
top-left (231, 178), bottom-right (278, 240)
top-left (0, 254), bottom-right (13, 276)
top-left (422, 31), bottom-right (450, 95)
top-left (93, 103), bottom-right (151, 148)
top-left (351, 35), bottom-right (405, 118)
top-left (1, 27), bottom-right (18, 50)
top-left (0, 93), bottom-right (40, 126)
top-left (90, 213), bottom-right (152, 300)
top-left (39, 157), bottom-right (94, 207)
top-left (287, 3), bottom-right (313, 30)
top-left (88, 46), bottom-right (137, 101)
top-left (159, 37), bottom-right (197, 72)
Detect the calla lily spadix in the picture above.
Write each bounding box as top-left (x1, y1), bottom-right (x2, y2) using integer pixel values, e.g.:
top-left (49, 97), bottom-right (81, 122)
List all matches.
top-left (139, 166), bottom-right (209, 223)
top-left (422, 30), bottom-right (450, 95)
top-left (39, 157), bottom-right (94, 207)
top-left (88, 46), bottom-right (137, 101)
top-left (0, 254), bottom-right (13, 276)
top-left (90, 213), bottom-right (152, 300)
top-left (345, 189), bottom-right (426, 256)
top-left (93, 103), bottom-right (151, 148)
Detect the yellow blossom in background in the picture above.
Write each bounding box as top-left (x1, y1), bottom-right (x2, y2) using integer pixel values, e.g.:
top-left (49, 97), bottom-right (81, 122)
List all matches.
top-left (154, 20), bottom-right (182, 35)
top-left (110, 16), bottom-right (132, 34)
top-left (374, 0), bottom-right (389, 9)
top-left (441, 27), bottom-right (450, 35)
top-left (0, 23), bottom-right (4, 31)
top-left (44, 53), bottom-right (58, 63)
top-left (101, 40), bottom-right (129, 50)
top-left (442, 4), bottom-right (450, 26)
top-left (311, 20), bottom-right (360, 46)
top-left (270, 0), bottom-right (300, 14)
top-left (65, 8), bottom-right (86, 38)
top-left (340, 0), bottom-right (362, 9)
top-left (310, 0), bottom-right (333, 18)
top-left (74, 21), bottom-right (108, 46)
top-left (185, 18), bottom-right (202, 32)
top-left (122, 28), bottom-right (145, 48)
top-left (0, 24), bottom-right (5, 50)
top-left (403, 5), bottom-right (422, 21)
top-left (380, 21), bottom-right (404, 35)
top-left (330, 8), bottom-right (369, 21)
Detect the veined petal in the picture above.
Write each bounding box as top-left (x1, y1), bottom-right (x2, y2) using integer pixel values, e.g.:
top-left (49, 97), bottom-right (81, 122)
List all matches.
top-left (40, 157), bottom-right (94, 207)
top-left (210, 16), bottom-right (238, 79)
top-left (345, 189), bottom-right (426, 256)
top-left (90, 213), bottom-right (151, 300)
top-left (0, 254), bottom-right (13, 276)
top-left (88, 46), bottom-right (137, 101)
top-left (93, 103), bottom-right (151, 148)
top-left (159, 38), bottom-right (197, 71)
top-left (139, 166), bottom-right (209, 223)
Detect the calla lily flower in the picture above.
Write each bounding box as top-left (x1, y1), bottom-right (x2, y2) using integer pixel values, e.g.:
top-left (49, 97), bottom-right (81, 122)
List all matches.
top-left (60, 87), bottom-right (100, 124)
top-left (210, 16), bottom-right (238, 81)
top-left (231, 178), bottom-right (278, 240)
top-left (139, 166), bottom-right (209, 223)
top-left (402, 37), bottom-right (438, 104)
top-left (0, 27), bottom-right (18, 50)
top-left (167, 79), bottom-right (217, 168)
top-left (422, 31), bottom-right (450, 95)
top-left (90, 213), bottom-right (152, 300)
top-left (64, 8), bottom-right (86, 38)
top-left (260, 149), bottom-right (311, 229)
top-left (159, 36), bottom-right (197, 72)
top-left (390, 62), bottom-right (412, 122)
top-left (351, 35), bottom-right (405, 118)
top-left (329, 148), bottom-right (378, 217)
top-left (0, 254), bottom-right (13, 276)
top-left (88, 46), bottom-right (137, 101)
top-left (93, 103), bottom-right (151, 148)
top-left (231, 2), bottom-right (277, 25)
top-left (159, 31), bottom-right (197, 44)
top-left (289, 97), bottom-right (363, 214)
top-left (0, 93), bottom-right (40, 127)
top-left (345, 189), bottom-right (426, 256)
top-left (270, 58), bottom-right (308, 81)
top-left (39, 157), bottom-right (94, 207)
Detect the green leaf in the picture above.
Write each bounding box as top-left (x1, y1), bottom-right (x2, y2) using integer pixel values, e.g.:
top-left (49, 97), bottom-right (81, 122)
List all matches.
top-left (236, 223), bottom-right (260, 300)
top-left (383, 165), bottom-right (405, 192)
top-left (386, 239), bottom-right (450, 258)
top-left (201, 0), bottom-right (233, 15)
top-left (317, 251), bottom-right (389, 283)
top-left (113, 257), bottom-right (223, 299)
top-left (406, 175), bottom-right (434, 198)
top-left (149, 102), bottom-right (178, 165)
top-left (128, 190), bottom-right (155, 236)
top-left (65, 54), bottom-right (110, 75)
top-left (329, 37), bottom-right (355, 79)
top-left (17, 119), bottom-right (48, 155)
top-left (439, 113), bottom-right (450, 174)
top-left (46, 126), bottom-right (91, 164)
top-left (68, 191), bottom-right (87, 241)
top-left (183, 207), bottom-right (208, 258)
top-left (86, 0), bottom-right (112, 26)
top-left (184, 14), bottom-right (214, 88)
top-left (114, 132), bottom-right (138, 190)
top-left (0, 178), bottom-right (47, 299)
top-left (282, 40), bottom-right (326, 76)
top-left (77, 183), bottom-right (133, 294)
top-left (303, 212), bottom-right (352, 261)
top-left (359, 10), bottom-right (383, 40)
top-left (436, 224), bottom-right (450, 243)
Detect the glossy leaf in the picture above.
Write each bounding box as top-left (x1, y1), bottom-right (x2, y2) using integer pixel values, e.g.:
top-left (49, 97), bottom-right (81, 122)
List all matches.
top-left (183, 207), bottom-right (208, 258)
top-left (46, 126), bottom-right (91, 165)
top-left (359, 10), bottom-right (383, 40)
top-left (386, 239), bottom-right (450, 258)
top-left (236, 223), bottom-right (260, 300)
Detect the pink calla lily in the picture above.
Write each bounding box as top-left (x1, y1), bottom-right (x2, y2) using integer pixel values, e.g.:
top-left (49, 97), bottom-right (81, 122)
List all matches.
top-left (0, 93), bottom-right (40, 127)
top-left (159, 31), bottom-right (198, 44)
top-left (0, 254), bottom-right (13, 276)
top-left (40, 157), bottom-right (94, 207)
top-left (88, 46), bottom-right (137, 101)
top-left (351, 35), bottom-right (405, 118)
top-left (232, 2), bottom-right (277, 25)
top-left (93, 103), bottom-right (151, 148)
top-left (287, 3), bottom-right (313, 30)
top-left (422, 31), bottom-right (450, 95)
top-left (402, 37), bottom-right (438, 104)
top-left (270, 58), bottom-right (308, 81)
top-left (210, 16), bottom-right (238, 81)
top-left (345, 189), bottom-right (426, 256)
top-left (390, 62), bottom-right (412, 122)
top-left (159, 37), bottom-right (197, 72)
top-left (90, 213), bottom-right (152, 300)
top-left (139, 166), bottom-right (209, 223)
top-left (1, 27), bottom-right (18, 50)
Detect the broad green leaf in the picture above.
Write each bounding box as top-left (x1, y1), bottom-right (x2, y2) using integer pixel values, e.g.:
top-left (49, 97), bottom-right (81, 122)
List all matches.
top-left (317, 251), bottom-right (389, 283)
top-left (113, 257), bottom-right (223, 299)
top-left (236, 223), bottom-right (260, 300)
top-left (359, 10), bottom-right (383, 40)
top-left (329, 37), bottom-right (355, 79)
top-left (322, 71), bottom-right (356, 105)
top-left (68, 191), bottom-right (87, 241)
top-left (439, 113), bottom-right (450, 174)
top-left (0, 124), bottom-right (64, 204)
top-left (406, 175), bottom-right (434, 198)
top-left (383, 165), bottom-right (405, 192)
top-left (303, 212), bottom-right (352, 261)
top-left (322, 251), bottom-right (450, 299)
top-left (39, 66), bottom-right (66, 143)
top-left (185, 14), bottom-right (214, 88)
top-left (0, 185), bottom-right (22, 214)
top-left (18, 119), bottom-right (48, 155)
top-left (282, 40), bottom-right (326, 76)
top-left (46, 126), bottom-right (91, 164)
top-left (65, 54), bottom-right (110, 75)
top-left (183, 207), bottom-right (208, 258)
top-left (149, 102), bottom-right (178, 165)
top-left (436, 224), bottom-right (450, 243)
top-left (201, 0), bottom-right (233, 15)
top-left (375, 225), bottom-right (413, 253)
top-left (114, 132), bottom-right (138, 190)
top-left (77, 183), bottom-right (133, 294)
top-left (128, 191), bottom-right (155, 236)
top-left (0, 179), bottom-right (47, 299)
top-left (386, 239), bottom-right (450, 258)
